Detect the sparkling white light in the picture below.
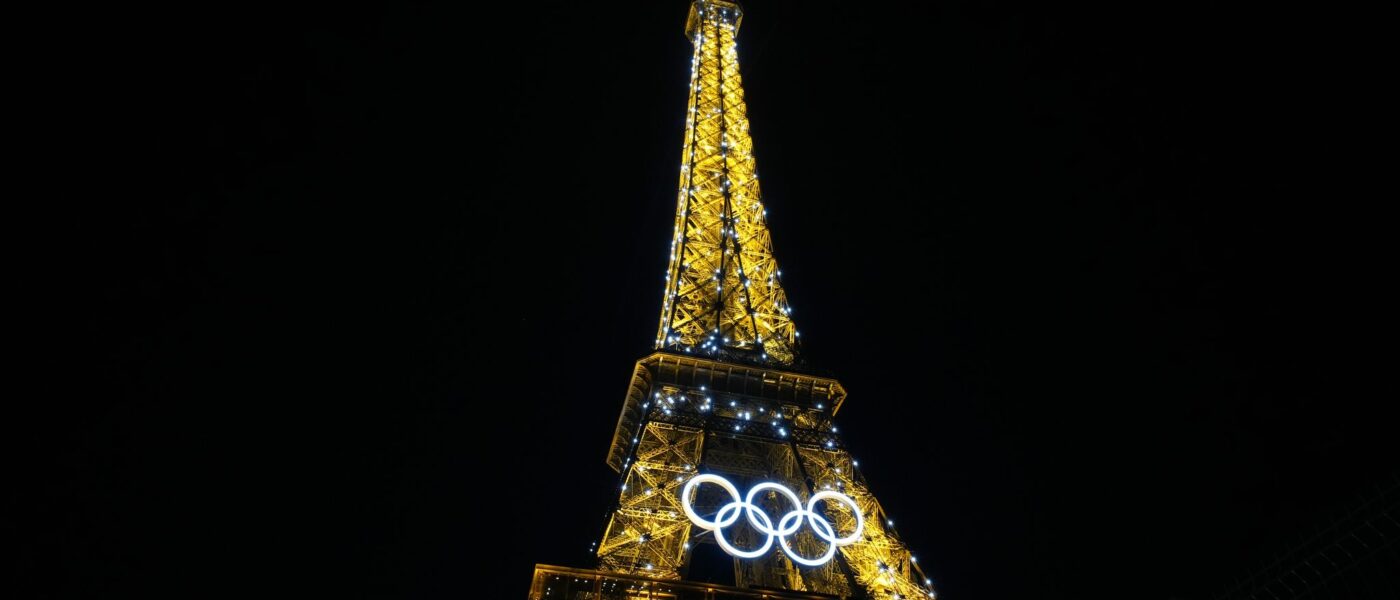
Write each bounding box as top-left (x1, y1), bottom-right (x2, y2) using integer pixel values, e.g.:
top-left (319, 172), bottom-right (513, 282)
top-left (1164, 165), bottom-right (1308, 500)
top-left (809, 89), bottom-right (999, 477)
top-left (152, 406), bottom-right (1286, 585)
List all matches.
top-left (679, 474), bottom-right (864, 567)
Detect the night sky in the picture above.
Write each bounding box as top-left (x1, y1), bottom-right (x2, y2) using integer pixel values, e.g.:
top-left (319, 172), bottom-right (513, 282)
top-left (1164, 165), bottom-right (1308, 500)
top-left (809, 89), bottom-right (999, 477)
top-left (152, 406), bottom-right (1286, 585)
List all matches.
top-left (44, 1), bottom-right (1394, 598)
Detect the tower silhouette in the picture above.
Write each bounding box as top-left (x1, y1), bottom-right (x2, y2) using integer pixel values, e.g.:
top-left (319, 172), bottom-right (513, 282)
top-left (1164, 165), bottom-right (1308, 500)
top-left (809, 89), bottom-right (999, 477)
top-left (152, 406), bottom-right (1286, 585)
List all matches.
top-left (530, 3), bottom-right (935, 598)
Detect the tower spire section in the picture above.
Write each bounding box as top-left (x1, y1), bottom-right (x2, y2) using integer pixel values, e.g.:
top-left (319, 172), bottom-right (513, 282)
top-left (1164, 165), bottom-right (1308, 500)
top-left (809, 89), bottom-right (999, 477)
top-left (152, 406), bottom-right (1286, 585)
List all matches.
top-left (658, 0), bottom-right (801, 367)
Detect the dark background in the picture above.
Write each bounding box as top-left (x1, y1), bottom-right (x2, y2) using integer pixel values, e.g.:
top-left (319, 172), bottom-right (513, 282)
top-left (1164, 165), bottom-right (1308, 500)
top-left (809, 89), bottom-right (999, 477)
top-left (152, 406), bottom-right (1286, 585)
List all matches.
top-left (39, 0), bottom-right (1393, 598)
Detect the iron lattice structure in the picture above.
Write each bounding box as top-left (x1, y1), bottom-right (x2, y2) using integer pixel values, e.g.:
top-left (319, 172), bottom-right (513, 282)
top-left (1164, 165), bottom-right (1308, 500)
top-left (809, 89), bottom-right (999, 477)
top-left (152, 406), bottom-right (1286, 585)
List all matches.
top-left (656, 0), bottom-right (799, 367)
top-left (585, 2), bottom-right (937, 600)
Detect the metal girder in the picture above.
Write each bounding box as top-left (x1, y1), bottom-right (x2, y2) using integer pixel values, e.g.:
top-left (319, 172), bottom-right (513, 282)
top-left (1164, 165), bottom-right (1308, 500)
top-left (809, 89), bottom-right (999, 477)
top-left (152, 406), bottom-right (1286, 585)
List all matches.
top-left (657, 0), bottom-right (800, 367)
top-left (598, 422), bottom-right (704, 579)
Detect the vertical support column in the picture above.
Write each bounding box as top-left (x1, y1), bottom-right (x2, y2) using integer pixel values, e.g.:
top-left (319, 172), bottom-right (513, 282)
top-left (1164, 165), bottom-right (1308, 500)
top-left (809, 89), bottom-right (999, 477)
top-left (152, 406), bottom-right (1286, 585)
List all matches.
top-left (597, 420), bottom-right (705, 578)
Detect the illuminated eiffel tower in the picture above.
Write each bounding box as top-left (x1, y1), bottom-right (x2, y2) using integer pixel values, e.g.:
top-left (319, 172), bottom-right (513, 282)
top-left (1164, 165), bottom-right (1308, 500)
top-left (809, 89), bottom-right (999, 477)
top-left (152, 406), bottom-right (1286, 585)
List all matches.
top-left (529, 2), bottom-right (936, 598)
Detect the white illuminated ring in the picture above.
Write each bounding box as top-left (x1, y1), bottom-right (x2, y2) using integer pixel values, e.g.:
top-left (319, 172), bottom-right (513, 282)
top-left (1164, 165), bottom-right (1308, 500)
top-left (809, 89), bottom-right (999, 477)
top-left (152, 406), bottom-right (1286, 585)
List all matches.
top-left (680, 475), bottom-right (864, 566)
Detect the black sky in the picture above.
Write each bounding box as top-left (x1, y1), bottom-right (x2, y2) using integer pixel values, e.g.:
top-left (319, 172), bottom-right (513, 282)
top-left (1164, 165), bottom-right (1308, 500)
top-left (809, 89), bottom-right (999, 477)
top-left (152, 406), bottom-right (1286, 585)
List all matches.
top-left (40, 1), bottom-right (1395, 598)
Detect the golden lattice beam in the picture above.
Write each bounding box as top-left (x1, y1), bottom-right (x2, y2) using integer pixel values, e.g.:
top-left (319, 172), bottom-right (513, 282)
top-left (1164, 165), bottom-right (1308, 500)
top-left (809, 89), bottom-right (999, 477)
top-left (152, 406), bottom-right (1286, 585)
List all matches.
top-left (657, 0), bottom-right (801, 367)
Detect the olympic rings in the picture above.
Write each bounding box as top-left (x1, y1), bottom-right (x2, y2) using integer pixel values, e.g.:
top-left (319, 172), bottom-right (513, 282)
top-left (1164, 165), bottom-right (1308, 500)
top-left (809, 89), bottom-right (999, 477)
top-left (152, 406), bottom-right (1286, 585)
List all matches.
top-left (680, 474), bottom-right (864, 566)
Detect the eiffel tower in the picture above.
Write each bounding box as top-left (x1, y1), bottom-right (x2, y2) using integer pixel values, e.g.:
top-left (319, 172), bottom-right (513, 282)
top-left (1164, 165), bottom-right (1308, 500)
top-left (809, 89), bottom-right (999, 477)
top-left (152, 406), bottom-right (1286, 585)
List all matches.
top-left (529, 2), bottom-right (935, 598)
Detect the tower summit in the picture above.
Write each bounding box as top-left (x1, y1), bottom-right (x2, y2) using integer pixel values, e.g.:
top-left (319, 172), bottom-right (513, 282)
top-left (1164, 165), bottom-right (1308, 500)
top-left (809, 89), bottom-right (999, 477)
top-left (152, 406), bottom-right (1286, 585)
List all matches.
top-left (658, 0), bottom-right (800, 367)
top-left (528, 2), bottom-right (937, 598)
